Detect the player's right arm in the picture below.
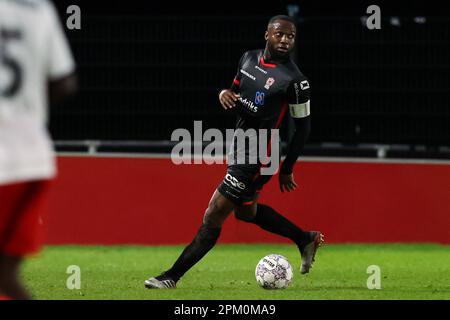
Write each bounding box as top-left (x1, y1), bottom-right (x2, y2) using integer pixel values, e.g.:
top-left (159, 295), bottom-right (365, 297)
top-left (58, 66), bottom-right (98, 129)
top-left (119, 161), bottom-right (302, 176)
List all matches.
top-left (218, 52), bottom-right (247, 109)
top-left (219, 89), bottom-right (239, 109)
top-left (279, 77), bottom-right (311, 192)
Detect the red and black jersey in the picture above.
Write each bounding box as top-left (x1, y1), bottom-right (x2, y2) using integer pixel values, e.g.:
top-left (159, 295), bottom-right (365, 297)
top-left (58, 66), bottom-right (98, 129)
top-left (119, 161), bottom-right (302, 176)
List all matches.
top-left (227, 49), bottom-right (311, 174)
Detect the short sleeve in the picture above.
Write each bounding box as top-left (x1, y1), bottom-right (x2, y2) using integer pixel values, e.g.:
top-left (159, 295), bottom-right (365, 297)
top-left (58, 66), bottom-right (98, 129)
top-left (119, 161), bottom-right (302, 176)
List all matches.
top-left (286, 77), bottom-right (311, 118)
top-left (45, 2), bottom-right (76, 80)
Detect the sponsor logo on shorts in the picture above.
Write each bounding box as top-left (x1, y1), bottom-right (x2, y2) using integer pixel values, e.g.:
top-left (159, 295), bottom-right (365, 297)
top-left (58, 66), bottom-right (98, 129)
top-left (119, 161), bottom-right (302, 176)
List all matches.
top-left (225, 173), bottom-right (246, 190)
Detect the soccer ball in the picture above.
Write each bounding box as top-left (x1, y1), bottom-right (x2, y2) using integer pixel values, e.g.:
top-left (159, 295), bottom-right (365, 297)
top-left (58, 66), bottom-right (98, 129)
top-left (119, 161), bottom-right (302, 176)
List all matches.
top-left (255, 254), bottom-right (293, 289)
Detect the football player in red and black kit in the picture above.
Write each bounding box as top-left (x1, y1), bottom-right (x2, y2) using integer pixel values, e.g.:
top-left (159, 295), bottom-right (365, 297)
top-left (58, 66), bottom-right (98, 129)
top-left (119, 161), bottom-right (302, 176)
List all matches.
top-left (145, 15), bottom-right (324, 289)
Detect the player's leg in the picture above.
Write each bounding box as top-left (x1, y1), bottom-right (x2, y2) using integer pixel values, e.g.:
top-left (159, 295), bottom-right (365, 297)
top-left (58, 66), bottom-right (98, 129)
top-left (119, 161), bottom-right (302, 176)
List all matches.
top-left (235, 198), bottom-right (311, 248)
top-left (163, 189), bottom-right (235, 279)
top-left (0, 183), bottom-right (30, 300)
top-left (234, 179), bottom-right (324, 274)
top-left (0, 181), bottom-right (50, 299)
top-left (145, 190), bottom-right (236, 288)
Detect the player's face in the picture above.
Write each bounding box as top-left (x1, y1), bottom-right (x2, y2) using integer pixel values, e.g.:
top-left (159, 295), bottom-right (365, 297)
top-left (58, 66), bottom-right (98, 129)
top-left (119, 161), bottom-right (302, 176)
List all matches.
top-left (265, 20), bottom-right (296, 58)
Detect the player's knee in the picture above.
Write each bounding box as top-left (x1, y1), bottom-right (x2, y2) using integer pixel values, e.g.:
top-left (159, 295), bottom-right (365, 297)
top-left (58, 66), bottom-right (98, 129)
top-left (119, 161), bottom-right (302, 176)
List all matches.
top-left (234, 212), bottom-right (254, 222)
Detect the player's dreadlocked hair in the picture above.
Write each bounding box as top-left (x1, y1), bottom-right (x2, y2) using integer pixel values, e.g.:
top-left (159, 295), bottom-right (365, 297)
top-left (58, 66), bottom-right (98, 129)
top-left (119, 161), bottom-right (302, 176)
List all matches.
top-left (267, 15), bottom-right (296, 27)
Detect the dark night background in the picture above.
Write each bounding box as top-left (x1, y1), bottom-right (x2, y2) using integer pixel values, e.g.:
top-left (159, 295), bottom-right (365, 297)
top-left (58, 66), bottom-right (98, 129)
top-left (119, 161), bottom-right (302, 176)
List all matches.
top-left (50, 0), bottom-right (449, 157)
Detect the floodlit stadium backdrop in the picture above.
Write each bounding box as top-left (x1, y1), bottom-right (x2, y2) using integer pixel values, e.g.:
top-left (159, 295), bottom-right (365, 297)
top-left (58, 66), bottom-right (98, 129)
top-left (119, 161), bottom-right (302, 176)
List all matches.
top-left (23, 0), bottom-right (450, 300)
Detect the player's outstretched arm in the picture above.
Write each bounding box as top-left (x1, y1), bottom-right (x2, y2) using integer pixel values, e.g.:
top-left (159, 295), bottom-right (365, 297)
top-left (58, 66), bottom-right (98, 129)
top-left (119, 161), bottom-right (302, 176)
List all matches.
top-left (279, 115), bottom-right (311, 193)
top-left (279, 77), bottom-right (311, 192)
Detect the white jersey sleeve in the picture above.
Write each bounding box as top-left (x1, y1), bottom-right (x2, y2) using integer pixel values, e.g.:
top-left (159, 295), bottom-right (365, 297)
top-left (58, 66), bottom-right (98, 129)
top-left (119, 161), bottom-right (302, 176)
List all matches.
top-left (0, 0), bottom-right (75, 185)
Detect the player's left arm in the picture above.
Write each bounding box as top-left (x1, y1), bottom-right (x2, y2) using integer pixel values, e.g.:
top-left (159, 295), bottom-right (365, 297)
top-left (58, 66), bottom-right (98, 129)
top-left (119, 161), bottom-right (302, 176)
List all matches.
top-left (279, 78), bottom-right (311, 193)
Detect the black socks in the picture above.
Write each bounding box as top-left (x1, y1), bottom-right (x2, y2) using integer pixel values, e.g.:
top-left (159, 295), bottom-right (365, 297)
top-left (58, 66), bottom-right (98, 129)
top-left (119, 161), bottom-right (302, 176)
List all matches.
top-left (161, 224), bottom-right (221, 282)
top-left (160, 204), bottom-right (308, 282)
top-left (247, 204), bottom-right (310, 249)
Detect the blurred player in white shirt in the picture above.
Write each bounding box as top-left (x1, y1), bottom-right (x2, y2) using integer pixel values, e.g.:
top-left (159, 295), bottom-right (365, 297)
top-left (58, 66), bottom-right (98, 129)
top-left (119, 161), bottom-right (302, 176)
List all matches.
top-left (0, 0), bottom-right (77, 299)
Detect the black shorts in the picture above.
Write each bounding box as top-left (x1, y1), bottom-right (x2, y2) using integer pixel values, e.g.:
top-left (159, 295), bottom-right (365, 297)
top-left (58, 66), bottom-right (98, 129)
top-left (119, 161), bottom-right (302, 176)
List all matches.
top-left (217, 165), bottom-right (273, 206)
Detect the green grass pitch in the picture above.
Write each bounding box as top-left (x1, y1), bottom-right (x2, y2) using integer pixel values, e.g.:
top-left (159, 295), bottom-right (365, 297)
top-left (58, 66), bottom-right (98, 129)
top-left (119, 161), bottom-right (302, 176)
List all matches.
top-left (22, 244), bottom-right (450, 300)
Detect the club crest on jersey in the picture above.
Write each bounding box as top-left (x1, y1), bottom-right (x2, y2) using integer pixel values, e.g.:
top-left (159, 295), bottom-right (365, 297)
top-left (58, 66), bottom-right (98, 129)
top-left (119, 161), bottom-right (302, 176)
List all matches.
top-left (264, 77), bottom-right (275, 90)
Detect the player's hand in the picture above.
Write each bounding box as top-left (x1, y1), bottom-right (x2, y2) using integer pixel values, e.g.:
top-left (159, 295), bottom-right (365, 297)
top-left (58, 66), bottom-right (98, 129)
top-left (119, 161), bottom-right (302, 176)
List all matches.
top-left (279, 173), bottom-right (298, 193)
top-left (219, 89), bottom-right (240, 109)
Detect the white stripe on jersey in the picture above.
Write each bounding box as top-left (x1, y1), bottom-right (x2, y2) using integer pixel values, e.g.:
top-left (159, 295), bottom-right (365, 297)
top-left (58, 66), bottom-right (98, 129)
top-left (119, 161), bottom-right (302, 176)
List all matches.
top-left (289, 100), bottom-right (310, 118)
